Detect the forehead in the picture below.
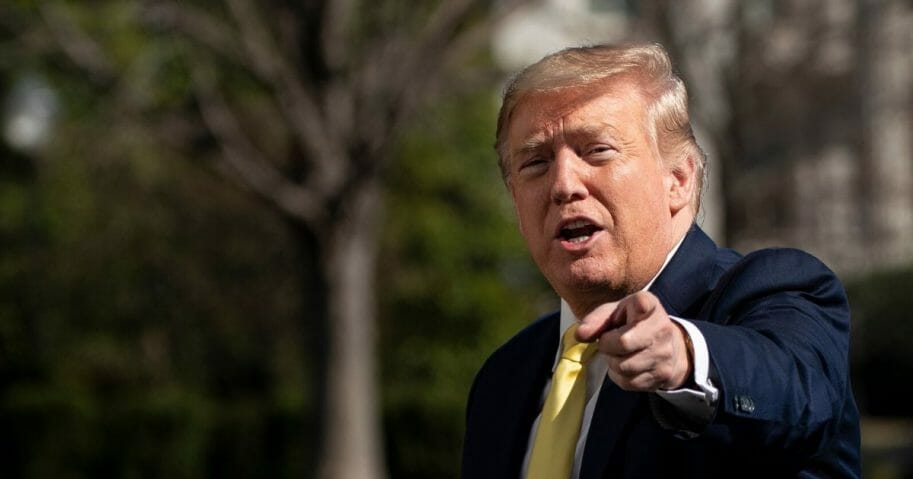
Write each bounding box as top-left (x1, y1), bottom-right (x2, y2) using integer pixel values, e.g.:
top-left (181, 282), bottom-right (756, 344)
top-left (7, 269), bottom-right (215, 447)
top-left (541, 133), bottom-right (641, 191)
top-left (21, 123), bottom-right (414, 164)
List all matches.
top-left (507, 79), bottom-right (649, 147)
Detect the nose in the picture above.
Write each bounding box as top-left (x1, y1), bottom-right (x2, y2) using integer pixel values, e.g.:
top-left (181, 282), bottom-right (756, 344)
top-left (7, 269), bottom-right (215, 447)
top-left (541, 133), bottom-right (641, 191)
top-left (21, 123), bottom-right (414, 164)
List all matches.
top-left (551, 149), bottom-right (588, 205)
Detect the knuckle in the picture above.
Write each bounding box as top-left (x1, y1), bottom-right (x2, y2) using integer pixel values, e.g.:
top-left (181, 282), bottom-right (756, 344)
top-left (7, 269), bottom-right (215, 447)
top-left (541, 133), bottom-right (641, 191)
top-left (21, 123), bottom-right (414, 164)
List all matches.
top-left (630, 374), bottom-right (654, 391)
top-left (616, 361), bottom-right (636, 377)
top-left (609, 356), bottom-right (636, 378)
top-left (632, 291), bottom-right (654, 313)
top-left (616, 332), bottom-right (635, 351)
top-left (634, 291), bottom-right (651, 307)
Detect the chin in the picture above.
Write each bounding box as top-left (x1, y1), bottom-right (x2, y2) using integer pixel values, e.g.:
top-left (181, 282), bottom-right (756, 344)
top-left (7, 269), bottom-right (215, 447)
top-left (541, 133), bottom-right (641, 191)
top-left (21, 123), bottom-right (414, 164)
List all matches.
top-left (553, 268), bottom-right (619, 298)
top-left (539, 252), bottom-right (622, 293)
top-left (568, 257), bottom-right (616, 281)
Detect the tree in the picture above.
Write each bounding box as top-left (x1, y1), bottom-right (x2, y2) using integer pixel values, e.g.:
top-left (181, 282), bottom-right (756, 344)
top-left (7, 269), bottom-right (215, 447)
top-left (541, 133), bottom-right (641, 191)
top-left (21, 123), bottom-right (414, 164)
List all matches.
top-left (10, 0), bottom-right (532, 477)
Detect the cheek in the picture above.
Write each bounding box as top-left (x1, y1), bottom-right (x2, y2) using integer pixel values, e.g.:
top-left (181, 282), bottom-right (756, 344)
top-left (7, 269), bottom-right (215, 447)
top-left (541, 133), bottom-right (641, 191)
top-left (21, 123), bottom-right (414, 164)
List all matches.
top-left (623, 165), bottom-right (668, 209)
top-left (518, 206), bottom-right (546, 247)
top-left (510, 189), bottom-right (524, 218)
top-left (512, 186), bottom-right (545, 222)
top-left (511, 195), bottom-right (538, 244)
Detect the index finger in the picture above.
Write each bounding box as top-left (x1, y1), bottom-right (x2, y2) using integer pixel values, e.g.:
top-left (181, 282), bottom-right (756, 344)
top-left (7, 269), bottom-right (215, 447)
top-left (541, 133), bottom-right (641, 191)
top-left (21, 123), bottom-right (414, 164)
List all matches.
top-left (575, 301), bottom-right (625, 342)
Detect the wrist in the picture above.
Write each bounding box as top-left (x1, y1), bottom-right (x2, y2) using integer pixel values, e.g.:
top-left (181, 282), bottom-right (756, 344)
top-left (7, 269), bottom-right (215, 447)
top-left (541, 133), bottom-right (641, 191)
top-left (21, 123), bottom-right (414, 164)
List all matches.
top-left (667, 322), bottom-right (695, 390)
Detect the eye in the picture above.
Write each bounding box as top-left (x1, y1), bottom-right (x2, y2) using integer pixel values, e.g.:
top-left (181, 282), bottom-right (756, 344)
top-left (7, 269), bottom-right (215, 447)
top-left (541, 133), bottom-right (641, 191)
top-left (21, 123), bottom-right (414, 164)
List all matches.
top-left (518, 156), bottom-right (549, 176)
top-left (584, 145), bottom-right (616, 162)
top-left (522, 157), bottom-right (545, 167)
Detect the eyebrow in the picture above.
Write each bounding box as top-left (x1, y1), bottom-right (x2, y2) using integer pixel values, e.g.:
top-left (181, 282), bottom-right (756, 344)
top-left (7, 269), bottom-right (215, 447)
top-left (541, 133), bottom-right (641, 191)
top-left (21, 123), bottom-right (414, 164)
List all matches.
top-left (519, 136), bottom-right (549, 153)
top-left (509, 133), bottom-right (551, 160)
top-left (511, 121), bottom-right (621, 157)
top-left (568, 122), bottom-right (621, 140)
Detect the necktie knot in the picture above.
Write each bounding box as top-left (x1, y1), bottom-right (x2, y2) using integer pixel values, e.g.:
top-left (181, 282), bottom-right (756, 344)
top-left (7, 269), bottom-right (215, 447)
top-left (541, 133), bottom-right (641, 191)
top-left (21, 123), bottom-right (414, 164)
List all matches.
top-left (561, 323), bottom-right (597, 364)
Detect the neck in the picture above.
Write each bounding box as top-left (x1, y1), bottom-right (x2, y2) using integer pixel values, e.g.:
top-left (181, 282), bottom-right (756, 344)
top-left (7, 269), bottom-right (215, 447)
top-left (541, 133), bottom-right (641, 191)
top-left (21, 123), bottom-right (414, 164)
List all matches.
top-left (564, 216), bottom-right (693, 318)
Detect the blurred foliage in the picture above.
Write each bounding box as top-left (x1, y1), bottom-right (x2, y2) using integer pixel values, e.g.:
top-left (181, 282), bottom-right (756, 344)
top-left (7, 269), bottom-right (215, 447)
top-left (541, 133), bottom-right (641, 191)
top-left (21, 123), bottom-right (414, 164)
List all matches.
top-left (846, 268), bottom-right (913, 418)
top-left (0, 4), bottom-right (315, 476)
top-left (845, 268), bottom-right (913, 479)
top-left (0, 3), bottom-right (551, 476)
top-left (0, 103), bottom-right (316, 476)
top-left (380, 90), bottom-right (552, 478)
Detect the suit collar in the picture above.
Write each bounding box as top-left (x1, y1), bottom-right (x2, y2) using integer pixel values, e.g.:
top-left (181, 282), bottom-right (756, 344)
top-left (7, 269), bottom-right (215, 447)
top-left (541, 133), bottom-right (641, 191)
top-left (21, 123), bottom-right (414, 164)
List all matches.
top-left (649, 225), bottom-right (719, 318)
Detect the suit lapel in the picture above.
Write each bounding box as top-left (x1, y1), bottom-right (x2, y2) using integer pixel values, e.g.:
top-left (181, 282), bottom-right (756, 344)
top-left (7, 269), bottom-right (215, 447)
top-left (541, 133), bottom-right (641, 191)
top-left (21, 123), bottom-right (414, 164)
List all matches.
top-left (485, 314), bottom-right (561, 476)
top-left (510, 316), bottom-right (561, 473)
top-left (650, 225), bottom-right (721, 318)
top-left (579, 381), bottom-right (642, 479)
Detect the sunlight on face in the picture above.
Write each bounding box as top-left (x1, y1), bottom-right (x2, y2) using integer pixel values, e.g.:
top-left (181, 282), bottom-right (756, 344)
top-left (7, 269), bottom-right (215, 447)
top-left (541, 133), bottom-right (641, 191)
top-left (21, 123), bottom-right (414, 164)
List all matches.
top-left (505, 78), bottom-right (688, 313)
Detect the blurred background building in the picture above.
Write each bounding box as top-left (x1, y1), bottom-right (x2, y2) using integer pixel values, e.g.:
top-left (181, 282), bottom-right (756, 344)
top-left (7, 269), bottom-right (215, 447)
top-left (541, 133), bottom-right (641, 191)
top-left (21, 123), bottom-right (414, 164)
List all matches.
top-left (495, 0), bottom-right (913, 277)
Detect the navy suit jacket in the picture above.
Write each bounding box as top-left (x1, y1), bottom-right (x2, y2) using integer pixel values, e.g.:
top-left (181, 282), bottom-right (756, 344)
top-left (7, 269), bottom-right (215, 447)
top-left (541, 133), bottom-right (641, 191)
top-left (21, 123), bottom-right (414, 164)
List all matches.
top-left (461, 226), bottom-right (860, 478)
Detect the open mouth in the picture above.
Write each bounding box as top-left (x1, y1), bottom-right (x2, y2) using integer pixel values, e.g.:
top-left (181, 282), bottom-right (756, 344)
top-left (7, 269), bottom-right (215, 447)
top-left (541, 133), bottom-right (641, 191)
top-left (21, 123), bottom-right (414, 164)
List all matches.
top-left (559, 220), bottom-right (601, 244)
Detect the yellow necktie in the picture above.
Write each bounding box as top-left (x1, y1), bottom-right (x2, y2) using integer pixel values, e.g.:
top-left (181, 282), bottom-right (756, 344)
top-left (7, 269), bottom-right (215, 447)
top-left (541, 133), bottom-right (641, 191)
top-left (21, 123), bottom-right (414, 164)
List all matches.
top-left (527, 323), bottom-right (598, 479)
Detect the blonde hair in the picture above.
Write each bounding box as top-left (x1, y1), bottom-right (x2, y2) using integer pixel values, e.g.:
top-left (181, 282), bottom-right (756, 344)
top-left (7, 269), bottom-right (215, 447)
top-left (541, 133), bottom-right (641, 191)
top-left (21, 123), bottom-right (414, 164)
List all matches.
top-left (495, 43), bottom-right (706, 212)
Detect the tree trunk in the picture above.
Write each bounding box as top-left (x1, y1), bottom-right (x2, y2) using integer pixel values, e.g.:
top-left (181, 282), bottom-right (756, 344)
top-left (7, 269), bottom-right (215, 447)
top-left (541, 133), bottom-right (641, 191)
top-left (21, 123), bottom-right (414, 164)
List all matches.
top-left (317, 179), bottom-right (387, 479)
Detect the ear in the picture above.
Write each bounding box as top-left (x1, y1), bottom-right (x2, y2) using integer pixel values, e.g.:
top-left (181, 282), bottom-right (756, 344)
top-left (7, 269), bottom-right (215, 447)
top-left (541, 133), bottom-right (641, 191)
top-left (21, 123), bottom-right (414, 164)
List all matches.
top-left (666, 155), bottom-right (696, 215)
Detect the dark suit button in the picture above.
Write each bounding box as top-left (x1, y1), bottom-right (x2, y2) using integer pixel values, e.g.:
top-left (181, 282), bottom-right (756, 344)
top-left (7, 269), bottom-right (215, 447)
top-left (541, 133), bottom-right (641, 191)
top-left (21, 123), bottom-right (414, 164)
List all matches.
top-left (734, 395), bottom-right (755, 414)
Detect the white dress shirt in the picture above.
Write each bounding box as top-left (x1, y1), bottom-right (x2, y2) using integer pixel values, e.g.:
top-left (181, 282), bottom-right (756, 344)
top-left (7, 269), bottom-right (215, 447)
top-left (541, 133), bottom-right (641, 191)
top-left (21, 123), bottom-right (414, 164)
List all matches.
top-left (520, 235), bottom-right (719, 479)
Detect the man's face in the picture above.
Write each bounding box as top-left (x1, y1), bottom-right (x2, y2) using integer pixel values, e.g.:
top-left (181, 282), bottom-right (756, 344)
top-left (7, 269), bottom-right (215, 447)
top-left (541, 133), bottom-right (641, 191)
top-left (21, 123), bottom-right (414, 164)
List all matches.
top-left (505, 79), bottom-right (685, 311)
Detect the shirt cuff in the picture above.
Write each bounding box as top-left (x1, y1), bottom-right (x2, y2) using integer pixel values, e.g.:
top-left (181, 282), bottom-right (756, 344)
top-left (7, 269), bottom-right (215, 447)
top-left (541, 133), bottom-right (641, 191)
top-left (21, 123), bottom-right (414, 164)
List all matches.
top-left (655, 316), bottom-right (719, 422)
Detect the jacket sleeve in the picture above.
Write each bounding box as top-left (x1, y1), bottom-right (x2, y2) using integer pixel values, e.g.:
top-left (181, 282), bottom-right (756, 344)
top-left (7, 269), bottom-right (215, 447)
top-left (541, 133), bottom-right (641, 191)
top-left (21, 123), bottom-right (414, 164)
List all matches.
top-left (682, 248), bottom-right (856, 462)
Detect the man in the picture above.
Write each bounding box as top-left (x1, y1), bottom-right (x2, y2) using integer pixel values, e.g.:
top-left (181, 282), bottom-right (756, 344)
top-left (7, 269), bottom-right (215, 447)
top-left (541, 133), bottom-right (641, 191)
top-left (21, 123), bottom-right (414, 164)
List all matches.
top-left (461, 43), bottom-right (860, 478)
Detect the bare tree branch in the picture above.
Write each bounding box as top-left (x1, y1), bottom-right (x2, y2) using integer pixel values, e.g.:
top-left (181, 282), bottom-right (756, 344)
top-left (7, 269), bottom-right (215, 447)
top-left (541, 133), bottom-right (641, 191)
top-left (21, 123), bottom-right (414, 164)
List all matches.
top-left (190, 61), bottom-right (326, 228)
top-left (358, 0), bottom-right (531, 160)
top-left (321, 0), bottom-right (356, 72)
top-left (377, 0), bottom-right (482, 105)
top-left (225, 0), bottom-right (349, 201)
top-left (140, 1), bottom-right (245, 65)
top-left (224, 0), bottom-right (286, 81)
top-left (142, 0), bottom-right (346, 206)
top-left (38, 2), bottom-right (115, 81)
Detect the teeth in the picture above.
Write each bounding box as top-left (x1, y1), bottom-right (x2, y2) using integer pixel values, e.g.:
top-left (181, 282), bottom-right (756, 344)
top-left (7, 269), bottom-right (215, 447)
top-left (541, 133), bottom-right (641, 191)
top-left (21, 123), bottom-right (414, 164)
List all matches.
top-left (565, 220), bottom-right (591, 229)
top-left (558, 219), bottom-right (598, 243)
